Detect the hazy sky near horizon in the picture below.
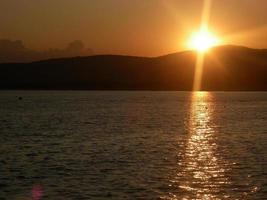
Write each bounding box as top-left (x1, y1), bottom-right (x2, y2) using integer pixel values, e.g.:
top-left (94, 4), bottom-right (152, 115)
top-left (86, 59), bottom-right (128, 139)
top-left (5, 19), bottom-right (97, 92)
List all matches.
top-left (1, 0), bottom-right (267, 56)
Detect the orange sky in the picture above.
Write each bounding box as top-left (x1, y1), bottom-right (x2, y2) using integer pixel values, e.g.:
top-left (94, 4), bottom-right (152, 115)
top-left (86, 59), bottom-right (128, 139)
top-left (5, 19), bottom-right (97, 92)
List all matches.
top-left (1, 0), bottom-right (267, 56)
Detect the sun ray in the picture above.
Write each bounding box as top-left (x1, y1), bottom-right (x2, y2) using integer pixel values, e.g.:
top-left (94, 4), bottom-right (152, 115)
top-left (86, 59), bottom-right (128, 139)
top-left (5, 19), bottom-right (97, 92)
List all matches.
top-left (192, 0), bottom-right (213, 91)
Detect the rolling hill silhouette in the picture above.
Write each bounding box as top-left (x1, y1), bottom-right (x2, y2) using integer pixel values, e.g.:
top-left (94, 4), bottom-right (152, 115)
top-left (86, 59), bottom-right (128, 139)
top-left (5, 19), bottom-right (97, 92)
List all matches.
top-left (0, 45), bottom-right (267, 90)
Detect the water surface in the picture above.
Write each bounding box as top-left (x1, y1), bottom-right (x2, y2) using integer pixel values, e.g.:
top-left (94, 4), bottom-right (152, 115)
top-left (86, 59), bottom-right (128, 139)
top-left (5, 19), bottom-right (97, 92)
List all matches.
top-left (0, 91), bottom-right (266, 199)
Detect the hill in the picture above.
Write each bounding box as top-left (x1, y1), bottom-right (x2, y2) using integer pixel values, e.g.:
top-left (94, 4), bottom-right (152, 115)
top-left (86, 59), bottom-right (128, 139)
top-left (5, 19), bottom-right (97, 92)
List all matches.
top-left (0, 45), bottom-right (267, 90)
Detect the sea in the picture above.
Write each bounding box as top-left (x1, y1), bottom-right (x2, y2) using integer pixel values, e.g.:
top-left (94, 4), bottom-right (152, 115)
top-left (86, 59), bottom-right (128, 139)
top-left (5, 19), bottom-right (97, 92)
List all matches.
top-left (0, 91), bottom-right (266, 200)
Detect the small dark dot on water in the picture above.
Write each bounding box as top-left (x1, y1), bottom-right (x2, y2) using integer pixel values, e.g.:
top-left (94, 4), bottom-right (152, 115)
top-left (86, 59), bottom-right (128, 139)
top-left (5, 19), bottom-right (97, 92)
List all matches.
top-left (18, 96), bottom-right (23, 100)
top-left (43, 156), bottom-right (50, 161)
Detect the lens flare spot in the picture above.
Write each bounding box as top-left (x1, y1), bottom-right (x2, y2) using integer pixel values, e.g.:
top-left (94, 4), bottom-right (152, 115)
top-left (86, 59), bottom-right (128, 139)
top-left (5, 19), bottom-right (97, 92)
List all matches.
top-left (31, 185), bottom-right (43, 200)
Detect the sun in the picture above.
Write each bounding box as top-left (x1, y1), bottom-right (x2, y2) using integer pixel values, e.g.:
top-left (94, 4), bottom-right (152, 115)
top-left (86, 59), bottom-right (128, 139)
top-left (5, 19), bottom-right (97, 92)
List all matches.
top-left (188, 30), bottom-right (220, 52)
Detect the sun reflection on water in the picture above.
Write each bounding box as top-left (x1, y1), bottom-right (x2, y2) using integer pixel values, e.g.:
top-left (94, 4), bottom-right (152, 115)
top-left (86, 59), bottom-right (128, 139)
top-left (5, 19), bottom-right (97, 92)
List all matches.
top-left (167, 92), bottom-right (230, 200)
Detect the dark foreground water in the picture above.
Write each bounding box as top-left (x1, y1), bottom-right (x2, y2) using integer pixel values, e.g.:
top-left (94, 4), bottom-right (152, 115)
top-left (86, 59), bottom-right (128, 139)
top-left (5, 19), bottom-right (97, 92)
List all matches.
top-left (0, 91), bottom-right (266, 200)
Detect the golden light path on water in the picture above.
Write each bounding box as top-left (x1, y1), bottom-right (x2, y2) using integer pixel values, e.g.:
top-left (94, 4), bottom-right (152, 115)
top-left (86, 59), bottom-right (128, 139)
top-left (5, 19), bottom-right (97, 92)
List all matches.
top-left (166, 1), bottom-right (231, 198)
top-left (167, 92), bottom-right (230, 200)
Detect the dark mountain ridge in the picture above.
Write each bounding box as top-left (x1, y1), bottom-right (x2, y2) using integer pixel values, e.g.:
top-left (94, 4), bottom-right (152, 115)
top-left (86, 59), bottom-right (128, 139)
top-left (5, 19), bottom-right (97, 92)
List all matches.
top-left (0, 45), bottom-right (267, 90)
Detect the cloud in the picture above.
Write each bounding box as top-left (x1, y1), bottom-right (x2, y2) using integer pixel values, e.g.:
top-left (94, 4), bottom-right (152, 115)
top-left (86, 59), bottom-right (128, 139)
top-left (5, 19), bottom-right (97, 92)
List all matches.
top-left (0, 39), bottom-right (93, 63)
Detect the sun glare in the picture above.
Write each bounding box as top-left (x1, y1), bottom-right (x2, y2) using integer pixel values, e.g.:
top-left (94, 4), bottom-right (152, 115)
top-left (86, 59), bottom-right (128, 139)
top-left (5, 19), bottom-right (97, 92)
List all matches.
top-left (188, 30), bottom-right (220, 52)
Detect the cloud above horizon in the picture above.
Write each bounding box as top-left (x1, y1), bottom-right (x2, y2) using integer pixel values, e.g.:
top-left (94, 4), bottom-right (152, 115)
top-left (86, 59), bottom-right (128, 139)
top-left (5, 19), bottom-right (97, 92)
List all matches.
top-left (0, 39), bottom-right (93, 63)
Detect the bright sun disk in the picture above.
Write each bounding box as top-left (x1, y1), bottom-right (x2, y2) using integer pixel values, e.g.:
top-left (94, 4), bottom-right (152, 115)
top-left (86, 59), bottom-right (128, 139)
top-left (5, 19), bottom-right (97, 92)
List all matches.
top-left (188, 30), bottom-right (220, 52)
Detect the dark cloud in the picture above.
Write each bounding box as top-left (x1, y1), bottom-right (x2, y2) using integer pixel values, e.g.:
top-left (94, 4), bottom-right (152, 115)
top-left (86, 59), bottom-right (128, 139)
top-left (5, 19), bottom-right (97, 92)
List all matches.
top-left (0, 39), bottom-right (93, 63)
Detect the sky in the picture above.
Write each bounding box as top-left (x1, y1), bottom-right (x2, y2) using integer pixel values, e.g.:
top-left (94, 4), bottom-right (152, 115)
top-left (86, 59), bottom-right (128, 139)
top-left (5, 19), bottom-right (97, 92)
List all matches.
top-left (1, 0), bottom-right (267, 57)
